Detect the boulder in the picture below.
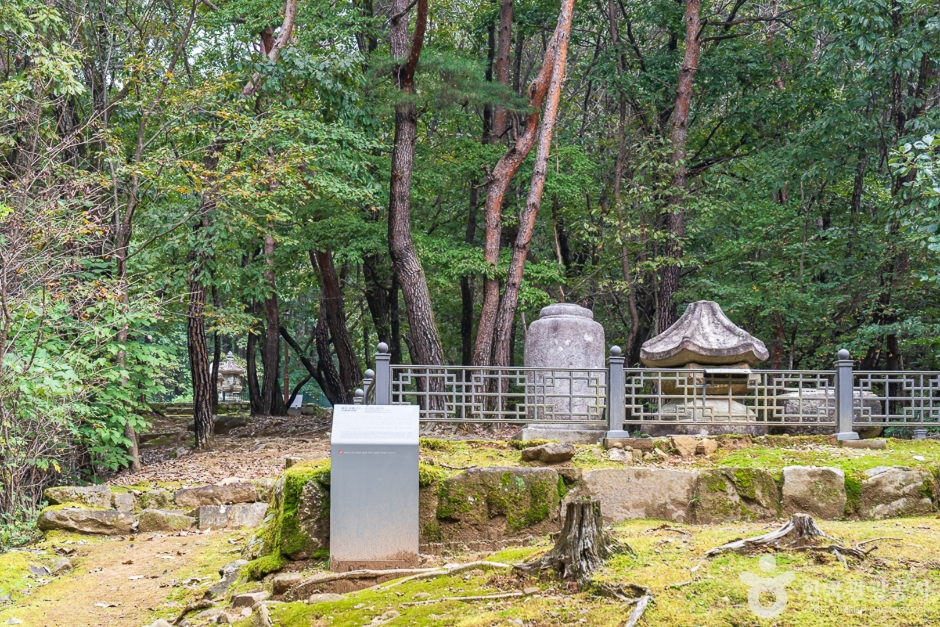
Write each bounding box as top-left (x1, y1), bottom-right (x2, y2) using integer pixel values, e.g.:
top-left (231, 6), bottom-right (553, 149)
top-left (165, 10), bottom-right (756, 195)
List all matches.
top-left (205, 559), bottom-right (248, 599)
top-left (196, 503), bottom-right (268, 529)
top-left (272, 572), bottom-right (304, 595)
top-left (860, 466), bottom-right (935, 520)
top-left (577, 468), bottom-right (697, 523)
top-left (233, 591), bottom-right (271, 608)
top-left (693, 468), bottom-right (779, 524)
top-left (174, 482), bottom-right (259, 508)
top-left (215, 415), bottom-right (248, 435)
top-left (520, 442), bottom-right (576, 464)
top-left (435, 467), bottom-right (561, 541)
top-left (38, 508), bottom-right (136, 535)
top-left (777, 389), bottom-right (883, 436)
top-left (137, 489), bottom-right (174, 511)
top-left (651, 399), bottom-right (766, 437)
top-left (43, 485), bottom-right (111, 509)
top-left (696, 439), bottom-right (719, 456)
top-left (138, 509), bottom-right (195, 533)
top-left (112, 492), bottom-right (137, 512)
top-left (671, 435), bottom-right (697, 458)
top-left (781, 466), bottom-right (846, 520)
top-left (640, 301), bottom-right (769, 367)
top-left (252, 478), bottom-right (277, 502)
top-left (52, 558), bottom-right (72, 574)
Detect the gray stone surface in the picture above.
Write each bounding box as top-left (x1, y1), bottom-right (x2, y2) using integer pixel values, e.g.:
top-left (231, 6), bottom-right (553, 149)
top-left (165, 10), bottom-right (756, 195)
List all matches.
top-left (648, 399), bottom-right (766, 436)
top-left (43, 485), bottom-right (112, 509)
top-left (205, 559), bottom-right (248, 599)
top-left (577, 468), bottom-right (697, 523)
top-left (138, 509), bottom-right (194, 532)
top-left (516, 425), bottom-right (605, 444)
top-left (174, 482), bottom-right (259, 508)
top-left (196, 503), bottom-right (268, 529)
top-left (777, 389), bottom-right (883, 437)
top-left (137, 489), bottom-right (174, 511)
top-left (112, 492), bottom-right (137, 512)
top-left (520, 442), bottom-right (575, 463)
top-left (860, 466), bottom-right (935, 520)
top-left (37, 508), bottom-right (136, 535)
top-left (693, 468), bottom-right (779, 523)
top-left (272, 572), bottom-right (304, 595)
top-left (640, 301), bottom-right (768, 367)
top-left (233, 591), bottom-right (271, 608)
top-left (782, 466), bottom-right (846, 520)
top-left (523, 303), bottom-right (605, 421)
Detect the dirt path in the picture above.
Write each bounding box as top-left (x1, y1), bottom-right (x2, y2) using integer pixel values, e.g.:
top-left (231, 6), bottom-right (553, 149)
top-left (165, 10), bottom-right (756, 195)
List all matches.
top-left (107, 413), bottom-right (332, 486)
top-left (0, 531), bottom-right (245, 627)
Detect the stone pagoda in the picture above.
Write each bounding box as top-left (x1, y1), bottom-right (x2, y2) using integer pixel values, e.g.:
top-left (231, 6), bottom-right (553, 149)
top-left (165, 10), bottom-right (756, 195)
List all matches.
top-left (218, 352), bottom-right (246, 401)
top-left (640, 301), bottom-right (769, 434)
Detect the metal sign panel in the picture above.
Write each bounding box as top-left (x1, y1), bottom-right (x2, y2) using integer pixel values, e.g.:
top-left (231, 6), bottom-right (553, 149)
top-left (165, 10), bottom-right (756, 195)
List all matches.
top-left (330, 404), bottom-right (420, 571)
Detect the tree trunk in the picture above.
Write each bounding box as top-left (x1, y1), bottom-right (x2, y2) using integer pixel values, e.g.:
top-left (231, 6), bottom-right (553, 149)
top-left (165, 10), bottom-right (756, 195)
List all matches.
top-left (657, 0), bottom-right (702, 333)
top-left (314, 300), bottom-right (345, 405)
top-left (247, 328), bottom-right (263, 414)
top-left (517, 497), bottom-right (617, 585)
top-left (114, 230), bottom-right (140, 472)
top-left (311, 249), bottom-right (361, 401)
top-left (472, 15), bottom-right (564, 367)
top-left (261, 231), bottom-right (286, 416)
top-left (387, 0), bottom-right (444, 367)
top-left (188, 275), bottom-right (213, 448)
top-left (491, 0), bottom-right (513, 140)
top-left (491, 0), bottom-right (576, 368)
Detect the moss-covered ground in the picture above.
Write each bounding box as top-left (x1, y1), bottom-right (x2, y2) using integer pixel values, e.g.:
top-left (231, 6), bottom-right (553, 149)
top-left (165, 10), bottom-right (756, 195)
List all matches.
top-left (419, 436), bottom-right (940, 477)
top-left (235, 517), bottom-right (940, 627)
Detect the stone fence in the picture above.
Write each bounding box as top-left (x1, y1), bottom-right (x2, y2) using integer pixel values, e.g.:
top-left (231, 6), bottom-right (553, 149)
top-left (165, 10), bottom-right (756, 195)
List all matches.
top-left (356, 345), bottom-right (940, 441)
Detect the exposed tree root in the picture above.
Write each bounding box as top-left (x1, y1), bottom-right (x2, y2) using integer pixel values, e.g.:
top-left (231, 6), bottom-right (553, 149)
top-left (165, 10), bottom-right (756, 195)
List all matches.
top-left (706, 513), bottom-right (834, 556)
top-left (515, 497), bottom-right (631, 586)
top-left (400, 591), bottom-right (524, 606)
top-left (624, 594), bottom-right (653, 627)
top-left (380, 561), bottom-right (513, 588)
top-left (706, 514), bottom-right (893, 567)
top-left (174, 598), bottom-right (214, 624)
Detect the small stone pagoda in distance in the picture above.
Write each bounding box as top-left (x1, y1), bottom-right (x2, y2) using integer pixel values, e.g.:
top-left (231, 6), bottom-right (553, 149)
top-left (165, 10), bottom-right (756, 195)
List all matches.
top-left (640, 301), bottom-right (769, 435)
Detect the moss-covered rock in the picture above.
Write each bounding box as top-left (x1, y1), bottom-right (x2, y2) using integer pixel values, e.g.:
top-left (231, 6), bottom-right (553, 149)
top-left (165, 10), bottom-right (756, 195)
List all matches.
top-left (693, 468), bottom-right (779, 524)
top-left (434, 467), bottom-right (561, 541)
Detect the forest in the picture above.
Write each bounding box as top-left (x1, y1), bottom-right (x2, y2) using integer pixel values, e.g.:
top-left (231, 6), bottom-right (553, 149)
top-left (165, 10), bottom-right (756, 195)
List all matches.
top-left (1, 0), bottom-right (939, 542)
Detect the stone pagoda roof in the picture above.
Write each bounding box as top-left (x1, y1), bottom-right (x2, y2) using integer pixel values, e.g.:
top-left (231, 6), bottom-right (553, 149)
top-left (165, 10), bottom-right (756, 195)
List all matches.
top-left (640, 301), bottom-right (769, 368)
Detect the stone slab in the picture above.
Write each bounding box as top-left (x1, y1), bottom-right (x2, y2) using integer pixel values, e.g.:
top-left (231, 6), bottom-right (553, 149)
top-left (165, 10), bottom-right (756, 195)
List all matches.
top-left (138, 509), bottom-right (195, 533)
top-left (860, 466), bottom-right (935, 519)
top-left (577, 468), bottom-right (697, 523)
top-left (174, 482), bottom-right (259, 508)
top-left (196, 503), bottom-right (269, 529)
top-left (782, 466), bottom-right (846, 520)
top-left (516, 426), bottom-right (605, 444)
top-left (38, 508), bottom-right (136, 535)
top-left (44, 485), bottom-right (112, 509)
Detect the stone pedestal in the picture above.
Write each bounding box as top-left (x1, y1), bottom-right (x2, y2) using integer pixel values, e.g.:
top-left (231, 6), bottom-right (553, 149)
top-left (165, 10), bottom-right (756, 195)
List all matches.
top-left (519, 303), bottom-right (606, 444)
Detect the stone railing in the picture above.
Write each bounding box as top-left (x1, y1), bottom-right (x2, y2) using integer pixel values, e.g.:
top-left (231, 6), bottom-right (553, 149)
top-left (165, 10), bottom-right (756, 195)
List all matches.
top-left (355, 345), bottom-right (940, 439)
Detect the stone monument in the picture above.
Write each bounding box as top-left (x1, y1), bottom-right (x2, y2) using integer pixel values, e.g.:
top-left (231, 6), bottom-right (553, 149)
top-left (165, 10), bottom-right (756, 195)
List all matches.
top-left (218, 352), bottom-right (246, 401)
top-left (640, 301), bottom-right (769, 435)
top-left (518, 303), bottom-right (607, 444)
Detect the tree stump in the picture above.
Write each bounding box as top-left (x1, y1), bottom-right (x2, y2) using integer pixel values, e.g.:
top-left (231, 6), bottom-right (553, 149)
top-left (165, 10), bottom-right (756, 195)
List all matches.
top-left (706, 513), bottom-right (834, 556)
top-left (517, 496), bottom-right (620, 585)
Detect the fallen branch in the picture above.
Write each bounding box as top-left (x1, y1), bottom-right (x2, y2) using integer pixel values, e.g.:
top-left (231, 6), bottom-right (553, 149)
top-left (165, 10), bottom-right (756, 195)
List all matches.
top-left (400, 591), bottom-right (523, 606)
top-left (647, 524), bottom-right (691, 536)
top-left (381, 561), bottom-right (513, 588)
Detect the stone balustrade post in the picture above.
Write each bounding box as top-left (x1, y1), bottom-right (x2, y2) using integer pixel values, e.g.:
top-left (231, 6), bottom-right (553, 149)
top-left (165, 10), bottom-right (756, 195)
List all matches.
top-left (835, 348), bottom-right (859, 441)
top-left (374, 343), bottom-right (392, 405)
top-left (605, 346), bottom-right (629, 440)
